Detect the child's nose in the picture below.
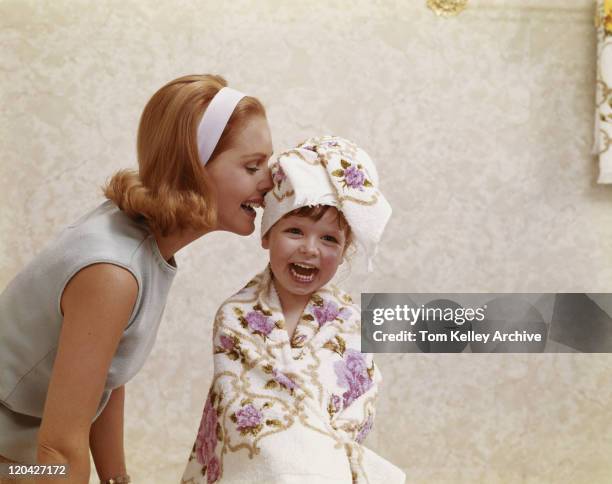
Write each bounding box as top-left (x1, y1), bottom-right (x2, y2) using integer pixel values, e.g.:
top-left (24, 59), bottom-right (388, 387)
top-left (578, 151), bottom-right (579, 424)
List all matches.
top-left (298, 238), bottom-right (318, 256)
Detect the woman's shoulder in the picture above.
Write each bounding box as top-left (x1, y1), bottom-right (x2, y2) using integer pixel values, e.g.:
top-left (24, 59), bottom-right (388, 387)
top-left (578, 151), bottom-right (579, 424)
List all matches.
top-left (6, 202), bottom-right (158, 300)
top-left (61, 262), bottom-right (139, 315)
top-left (49, 201), bottom-right (156, 270)
top-left (65, 201), bottom-right (150, 247)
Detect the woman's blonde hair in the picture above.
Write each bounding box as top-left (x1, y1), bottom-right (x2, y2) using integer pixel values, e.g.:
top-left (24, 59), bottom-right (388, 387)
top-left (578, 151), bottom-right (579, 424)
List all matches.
top-left (104, 74), bottom-right (266, 235)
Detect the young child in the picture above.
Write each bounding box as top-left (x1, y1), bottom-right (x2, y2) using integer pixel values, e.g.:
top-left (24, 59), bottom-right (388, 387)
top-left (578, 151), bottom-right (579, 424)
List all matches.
top-left (181, 136), bottom-right (405, 484)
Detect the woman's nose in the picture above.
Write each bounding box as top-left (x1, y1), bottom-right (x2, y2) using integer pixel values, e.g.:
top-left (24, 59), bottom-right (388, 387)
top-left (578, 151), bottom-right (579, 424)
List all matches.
top-left (257, 167), bottom-right (274, 193)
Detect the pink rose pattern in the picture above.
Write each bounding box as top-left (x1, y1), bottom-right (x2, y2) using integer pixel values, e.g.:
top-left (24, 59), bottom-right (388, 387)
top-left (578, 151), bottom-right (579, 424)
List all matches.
top-left (298, 137), bottom-right (372, 192)
top-left (206, 456), bottom-right (220, 483)
top-left (355, 414), bottom-right (374, 444)
top-left (312, 300), bottom-right (351, 327)
top-left (343, 165), bottom-right (366, 189)
top-left (328, 394), bottom-right (343, 415)
top-left (185, 272), bottom-right (377, 483)
top-left (245, 310), bottom-right (275, 336)
top-left (219, 335), bottom-right (235, 350)
top-left (331, 162), bottom-right (371, 191)
top-left (273, 369), bottom-right (297, 391)
top-left (234, 403), bottom-right (263, 433)
top-left (272, 165), bottom-right (286, 185)
top-left (334, 348), bottom-right (373, 408)
top-left (195, 394), bottom-right (221, 483)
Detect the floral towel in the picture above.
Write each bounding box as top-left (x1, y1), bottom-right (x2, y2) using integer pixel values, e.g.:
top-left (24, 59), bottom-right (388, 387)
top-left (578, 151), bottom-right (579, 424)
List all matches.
top-left (181, 267), bottom-right (405, 484)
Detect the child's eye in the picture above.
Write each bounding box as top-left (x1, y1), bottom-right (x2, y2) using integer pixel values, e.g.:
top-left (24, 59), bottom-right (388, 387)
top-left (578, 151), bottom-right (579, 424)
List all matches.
top-left (286, 228), bottom-right (302, 235)
top-left (246, 166), bottom-right (259, 174)
top-left (322, 235), bottom-right (339, 243)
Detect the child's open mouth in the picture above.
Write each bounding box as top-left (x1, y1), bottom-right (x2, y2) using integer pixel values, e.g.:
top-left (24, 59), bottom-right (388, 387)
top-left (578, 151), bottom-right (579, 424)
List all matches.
top-left (289, 263), bottom-right (318, 283)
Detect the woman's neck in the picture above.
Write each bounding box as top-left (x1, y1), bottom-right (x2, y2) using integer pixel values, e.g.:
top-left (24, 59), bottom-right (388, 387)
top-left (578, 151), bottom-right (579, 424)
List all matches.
top-left (151, 226), bottom-right (212, 262)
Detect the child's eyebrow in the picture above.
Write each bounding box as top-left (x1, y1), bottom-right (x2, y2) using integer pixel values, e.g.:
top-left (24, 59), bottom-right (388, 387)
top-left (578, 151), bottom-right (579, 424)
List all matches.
top-left (317, 223), bottom-right (343, 235)
top-left (284, 220), bottom-right (304, 227)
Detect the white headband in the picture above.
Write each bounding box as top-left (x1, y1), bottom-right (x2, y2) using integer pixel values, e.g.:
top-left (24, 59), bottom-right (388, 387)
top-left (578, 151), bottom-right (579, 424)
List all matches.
top-left (197, 87), bottom-right (246, 164)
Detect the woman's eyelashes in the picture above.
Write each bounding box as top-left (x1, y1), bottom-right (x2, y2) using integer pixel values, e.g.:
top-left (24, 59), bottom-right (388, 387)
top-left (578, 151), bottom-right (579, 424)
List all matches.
top-left (245, 155), bottom-right (269, 174)
top-left (246, 165), bottom-right (259, 174)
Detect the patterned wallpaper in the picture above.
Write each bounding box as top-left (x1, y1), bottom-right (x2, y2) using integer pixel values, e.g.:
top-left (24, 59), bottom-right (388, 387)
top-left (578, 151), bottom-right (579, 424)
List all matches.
top-left (1, 1), bottom-right (611, 482)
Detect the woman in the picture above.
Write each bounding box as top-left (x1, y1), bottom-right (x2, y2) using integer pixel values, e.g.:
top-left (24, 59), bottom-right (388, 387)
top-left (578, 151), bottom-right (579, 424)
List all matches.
top-left (0, 74), bottom-right (274, 484)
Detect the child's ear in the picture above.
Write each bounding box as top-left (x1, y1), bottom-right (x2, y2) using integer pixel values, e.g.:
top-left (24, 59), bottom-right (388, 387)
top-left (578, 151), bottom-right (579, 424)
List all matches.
top-left (341, 240), bottom-right (353, 263)
top-left (261, 235), bottom-right (269, 250)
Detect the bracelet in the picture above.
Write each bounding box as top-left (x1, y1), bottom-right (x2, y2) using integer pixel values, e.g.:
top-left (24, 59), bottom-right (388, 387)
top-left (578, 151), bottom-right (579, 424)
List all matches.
top-left (101, 476), bottom-right (131, 484)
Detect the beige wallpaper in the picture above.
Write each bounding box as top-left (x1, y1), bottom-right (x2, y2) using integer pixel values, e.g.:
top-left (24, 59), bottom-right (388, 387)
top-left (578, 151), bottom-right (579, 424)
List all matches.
top-left (2, 0), bottom-right (612, 483)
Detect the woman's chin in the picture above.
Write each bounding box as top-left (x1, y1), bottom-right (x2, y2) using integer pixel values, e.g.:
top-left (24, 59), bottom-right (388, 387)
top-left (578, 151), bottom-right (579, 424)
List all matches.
top-left (230, 224), bottom-right (254, 236)
top-left (217, 216), bottom-right (255, 236)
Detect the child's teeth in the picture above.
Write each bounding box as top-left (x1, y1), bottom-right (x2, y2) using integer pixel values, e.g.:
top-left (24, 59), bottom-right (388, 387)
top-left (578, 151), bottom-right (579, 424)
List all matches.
top-left (290, 267), bottom-right (315, 283)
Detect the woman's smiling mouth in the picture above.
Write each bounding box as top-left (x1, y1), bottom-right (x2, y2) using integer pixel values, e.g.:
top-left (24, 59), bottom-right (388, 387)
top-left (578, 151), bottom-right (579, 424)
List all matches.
top-left (240, 199), bottom-right (263, 217)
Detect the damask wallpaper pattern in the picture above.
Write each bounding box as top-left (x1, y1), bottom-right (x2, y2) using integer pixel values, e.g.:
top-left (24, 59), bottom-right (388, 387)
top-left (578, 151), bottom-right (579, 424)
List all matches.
top-left (1, 1), bottom-right (611, 483)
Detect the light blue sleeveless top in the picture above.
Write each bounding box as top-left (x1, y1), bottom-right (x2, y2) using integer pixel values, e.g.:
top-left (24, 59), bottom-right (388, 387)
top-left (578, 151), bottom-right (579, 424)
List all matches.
top-left (0, 200), bottom-right (177, 462)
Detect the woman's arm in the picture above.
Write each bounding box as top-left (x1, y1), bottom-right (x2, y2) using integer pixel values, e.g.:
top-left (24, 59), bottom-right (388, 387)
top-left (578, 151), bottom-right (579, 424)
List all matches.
top-left (89, 385), bottom-right (127, 481)
top-left (36, 263), bottom-right (138, 484)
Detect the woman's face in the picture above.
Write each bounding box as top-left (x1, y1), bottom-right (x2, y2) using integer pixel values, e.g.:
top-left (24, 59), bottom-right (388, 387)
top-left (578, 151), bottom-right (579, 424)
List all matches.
top-left (206, 115), bottom-right (274, 235)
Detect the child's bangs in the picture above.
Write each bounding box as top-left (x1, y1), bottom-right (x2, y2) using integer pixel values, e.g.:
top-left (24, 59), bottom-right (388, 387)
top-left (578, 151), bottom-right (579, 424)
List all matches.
top-left (289, 205), bottom-right (351, 237)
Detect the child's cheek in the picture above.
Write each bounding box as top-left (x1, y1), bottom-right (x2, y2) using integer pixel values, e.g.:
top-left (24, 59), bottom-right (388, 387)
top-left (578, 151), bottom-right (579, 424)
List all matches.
top-left (321, 246), bottom-right (343, 265)
top-left (285, 238), bottom-right (301, 253)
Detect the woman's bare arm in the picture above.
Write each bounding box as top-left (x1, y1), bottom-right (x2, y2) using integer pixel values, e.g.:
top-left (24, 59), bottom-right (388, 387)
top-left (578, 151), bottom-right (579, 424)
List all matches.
top-left (89, 385), bottom-right (127, 481)
top-left (36, 263), bottom-right (138, 484)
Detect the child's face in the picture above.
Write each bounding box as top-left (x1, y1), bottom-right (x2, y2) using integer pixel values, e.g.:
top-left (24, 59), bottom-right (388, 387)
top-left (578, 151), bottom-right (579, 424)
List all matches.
top-left (262, 208), bottom-right (347, 297)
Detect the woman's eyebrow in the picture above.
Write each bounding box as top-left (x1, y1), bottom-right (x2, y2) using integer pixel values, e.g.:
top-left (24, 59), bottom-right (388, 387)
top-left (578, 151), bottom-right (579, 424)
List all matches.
top-left (241, 152), bottom-right (273, 160)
